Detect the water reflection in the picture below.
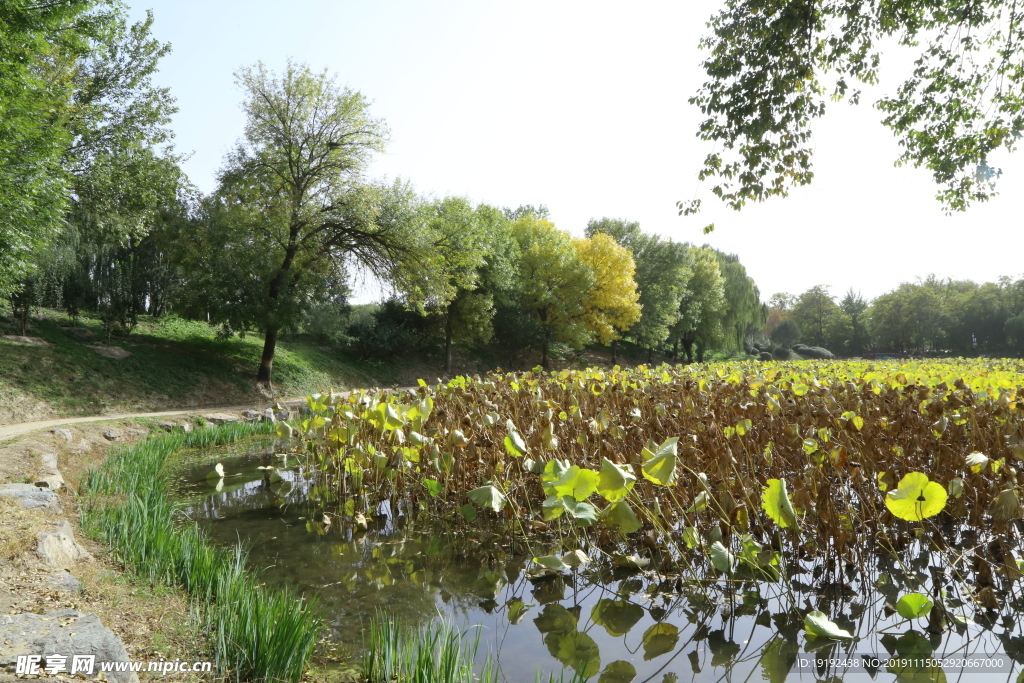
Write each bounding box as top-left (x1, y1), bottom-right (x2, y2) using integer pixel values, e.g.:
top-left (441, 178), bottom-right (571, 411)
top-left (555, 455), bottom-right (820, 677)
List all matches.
top-left (169, 439), bottom-right (1023, 683)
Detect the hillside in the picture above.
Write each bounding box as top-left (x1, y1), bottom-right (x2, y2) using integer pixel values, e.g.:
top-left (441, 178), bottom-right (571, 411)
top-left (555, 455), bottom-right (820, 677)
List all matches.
top-left (0, 308), bottom-right (399, 426)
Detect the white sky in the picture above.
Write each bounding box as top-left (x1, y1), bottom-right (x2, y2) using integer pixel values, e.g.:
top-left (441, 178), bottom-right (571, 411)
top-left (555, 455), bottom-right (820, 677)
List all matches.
top-left (128, 0), bottom-right (1023, 304)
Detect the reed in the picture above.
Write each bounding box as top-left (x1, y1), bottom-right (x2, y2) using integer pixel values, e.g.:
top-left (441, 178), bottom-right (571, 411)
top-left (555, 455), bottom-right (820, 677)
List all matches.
top-left (81, 419), bottom-right (321, 683)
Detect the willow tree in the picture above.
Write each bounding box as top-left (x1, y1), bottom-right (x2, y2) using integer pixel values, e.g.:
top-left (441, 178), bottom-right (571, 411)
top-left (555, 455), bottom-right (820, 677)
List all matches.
top-left (208, 61), bottom-right (422, 387)
top-left (683, 0), bottom-right (1024, 216)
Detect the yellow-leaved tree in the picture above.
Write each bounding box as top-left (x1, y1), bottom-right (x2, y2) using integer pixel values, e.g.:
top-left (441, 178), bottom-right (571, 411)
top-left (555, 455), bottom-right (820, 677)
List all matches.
top-left (575, 233), bottom-right (642, 348)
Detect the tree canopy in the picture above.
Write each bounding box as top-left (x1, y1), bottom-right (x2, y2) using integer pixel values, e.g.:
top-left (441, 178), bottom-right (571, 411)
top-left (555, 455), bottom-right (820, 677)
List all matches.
top-left (683, 0), bottom-right (1024, 216)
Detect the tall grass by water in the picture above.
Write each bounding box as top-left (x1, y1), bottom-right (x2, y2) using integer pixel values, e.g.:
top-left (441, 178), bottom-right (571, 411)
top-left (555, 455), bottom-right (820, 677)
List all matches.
top-left (81, 421), bottom-right (322, 683)
top-left (362, 611), bottom-right (497, 683)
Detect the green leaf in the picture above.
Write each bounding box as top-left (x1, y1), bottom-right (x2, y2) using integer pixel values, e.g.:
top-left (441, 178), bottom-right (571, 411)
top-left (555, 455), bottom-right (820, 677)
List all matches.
top-left (468, 484), bottom-right (507, 513)
top-left (761, 479), bottom-right (799, 529)
top-left (592, 599), bottom-right (644, 636)
top-left (423, 478), bottom-right (441, 497)
top-left (641, 622), bottom-right (679, 660)
top-left (603, 500), bottom-right (642, 534)
top-left (562, 497), bottom-right (599, 526)
top-left (804, 611), bottom-right (855, 640)
top-left (597, 458), bottom-right (636, 502)
top-left (885, 472), bottom-right (948, 521)
top-left (641, 437), bottom-right (679, 486)
top-left (504, 432), bottom-right (527, 456)
top-left (598, 660), bottom-right (637, 683)
top-left (458, 503), bottom-right (477, 522)
top-left (533, 604), bottom-right (577, 634)
top-left (709, 541), bottom-right (735, 574)
top-left (547, 631), bottom-right (600, 678)
top-left (895, 593), bottom-right (933, 620)
top-left (506, 597), bottom-right (533, 625)
top-left (533, 554), bottom-right (570, 573)
top-left (542, 495), bottom-right (566, 521)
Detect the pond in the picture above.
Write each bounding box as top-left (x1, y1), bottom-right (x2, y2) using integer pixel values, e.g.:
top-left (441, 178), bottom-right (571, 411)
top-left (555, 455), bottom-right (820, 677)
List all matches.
top-left (168, 437), bottom-right (1023, 683)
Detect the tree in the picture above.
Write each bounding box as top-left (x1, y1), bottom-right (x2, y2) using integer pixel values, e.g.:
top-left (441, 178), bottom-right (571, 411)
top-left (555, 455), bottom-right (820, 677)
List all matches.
top-left (200, 61), bottom-right (423, 387)
top-left (1, 2), bottom-right (177, 296)
top-left (585, 218), bottom-right (692, 361)
top-left (840, 289), bottom-right (869, 354)
top-left (791, 285), bottom-right (839, 348)
top-left (511, 215), bottom-right (593, 370)
top-left (682, 1), bottom-right (1024, 216)
top-left (574, 233), bottom-right (642, 349)
top-left (396, 197), bottom-right (500, 373)
top-left (713, 250), bottom-right (763, 351)
top-left (770, 319), bottom-right (801, 348)
top-left (670, 246), bottom-right (726, 363)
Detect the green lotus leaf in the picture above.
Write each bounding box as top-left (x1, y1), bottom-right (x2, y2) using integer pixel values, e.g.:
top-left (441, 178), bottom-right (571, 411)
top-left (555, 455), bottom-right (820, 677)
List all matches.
top-left (804, 610), bottom-right (855, 640)
top-left (592, 599), bottom-right (644, 636)
top-left (761, 478), bottom-right (799, 529)
top-left (641, 437), bottom-right (679, 486)
top-left (597, 458), bottom-right (636, 502)
top-left (895, 593), bottom-right (933, 620)
top-left (642, 622), bottom-right (680, 660)
top-left (603, 500), bottom-right (642, 534)
top-left (598, 660), bottom-right (637, 683)
top-left (468, 484), bottom-right (507, 513)
top-left (885, 472), bottom-right (948, 521)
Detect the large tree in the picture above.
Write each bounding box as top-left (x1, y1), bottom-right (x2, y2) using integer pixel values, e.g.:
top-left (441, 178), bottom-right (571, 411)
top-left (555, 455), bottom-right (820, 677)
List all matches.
top-left (204, 61), bottom-right (423, 387)
top-left (511, 215), bottom-right (593, 370)
top-left (0, 2), bottom-right (177, 296)
top-left (670, 246), bottom-right (726, 363)
top-left (683, 1), bottom-right (1024, 216)
top-left (574, 233), bottom-right (642, 349)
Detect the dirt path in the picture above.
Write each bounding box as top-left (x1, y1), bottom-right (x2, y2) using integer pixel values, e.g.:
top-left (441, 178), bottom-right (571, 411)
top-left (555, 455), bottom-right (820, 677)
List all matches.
top-left (0, 402), bottom-right (301, 441)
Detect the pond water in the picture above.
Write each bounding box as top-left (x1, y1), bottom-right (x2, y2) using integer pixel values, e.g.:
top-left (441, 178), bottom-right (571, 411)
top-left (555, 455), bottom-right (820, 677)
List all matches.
top-left (168, 438), bottom-right (1023, 683)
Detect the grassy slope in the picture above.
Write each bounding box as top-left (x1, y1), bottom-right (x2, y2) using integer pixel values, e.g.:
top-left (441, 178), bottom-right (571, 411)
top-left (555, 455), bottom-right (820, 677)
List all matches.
top-left (0, 308), bottom-right (398, 422)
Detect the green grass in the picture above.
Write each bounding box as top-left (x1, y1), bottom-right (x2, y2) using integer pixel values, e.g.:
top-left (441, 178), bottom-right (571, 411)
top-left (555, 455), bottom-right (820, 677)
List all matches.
top-left (362, 611), bottom-right (496, 683)
top-left (0, 307), bottom-right (395, 417)
top-left (81, 422), bottom-right (323, 683)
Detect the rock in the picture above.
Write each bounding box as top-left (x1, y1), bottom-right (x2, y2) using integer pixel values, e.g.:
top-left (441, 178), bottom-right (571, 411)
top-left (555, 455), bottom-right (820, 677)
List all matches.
top-left (39, 452), bottom-right (59, 470)
top-left (204, 413), bottom-right (239, 425)
top-left (263, 408), bottom-right (276, 422)
top-left (241, 410), bottom-right (263, 421)
top-left (758, 351), bottom-right (774, 361)
top-left (91, 344), bottom-right (131, 360)
top-left (33, 473), bottom-right (64, 491)
top-left (37, 520), bottom-right (92, 569)
top-left (124, 427), bottom-right (149, 439)
top-left (0, 610), bottom-right (138, 683)
top-left (101, 428), bottom-right (122, 441)
top-left (51, 428), bottom-right (73, 443)
top-left (48, 570), bottom-right (83, 594)
top-left (0, 483), bottom-right (62, 512)
top-left (794, 345), bottom-right (835, 359)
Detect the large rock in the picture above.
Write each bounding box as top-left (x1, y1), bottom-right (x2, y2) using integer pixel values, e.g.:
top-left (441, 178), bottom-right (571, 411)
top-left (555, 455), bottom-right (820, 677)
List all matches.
top-left (51, 428), bottom-right (74, 443)
top-left (0, 484), bottom-right (62, 512)
top-left (0, 610), bottom-right (138, 683)
top-left (203, 413), bottom-right (239, 425)
top-left (48, 570), bottom-right (83, 594)
top-left (37, 520), bottom-right (92, 569)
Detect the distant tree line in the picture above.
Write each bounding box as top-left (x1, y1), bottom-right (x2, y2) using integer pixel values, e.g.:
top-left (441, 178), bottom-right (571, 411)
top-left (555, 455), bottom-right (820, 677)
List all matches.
top-left (764, 278), bottom-right (1024, 357)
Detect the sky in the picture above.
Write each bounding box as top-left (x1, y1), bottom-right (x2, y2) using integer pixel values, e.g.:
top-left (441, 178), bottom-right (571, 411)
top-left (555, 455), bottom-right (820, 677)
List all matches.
top-left (127, 0), bottom-right (1023, 304)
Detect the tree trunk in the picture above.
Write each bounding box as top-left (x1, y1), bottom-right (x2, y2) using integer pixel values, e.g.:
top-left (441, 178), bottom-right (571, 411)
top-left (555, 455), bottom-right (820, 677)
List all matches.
top-left (541, 338), bottom-right (549, 371)
top-left (647, 346), bottom-right (653, 364)
top-left (444, 303), bottom-right (454, 375)
top-left (610, 339), bottom-right (617, 365)
top-left (682, 339), bottom-right (694, 364)
top-left (256, 327), bottom-right (278, 387)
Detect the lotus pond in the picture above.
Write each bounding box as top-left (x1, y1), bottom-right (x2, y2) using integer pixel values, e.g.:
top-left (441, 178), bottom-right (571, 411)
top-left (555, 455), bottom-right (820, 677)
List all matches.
top-left (168, 359), bottom-right (1024, 682)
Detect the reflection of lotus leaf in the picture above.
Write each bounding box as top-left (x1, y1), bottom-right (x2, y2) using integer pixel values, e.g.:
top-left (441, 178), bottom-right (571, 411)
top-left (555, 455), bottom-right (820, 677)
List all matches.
top-left (759, 637), bottom-right (798, 683)
top-left (598, 660), bottom-right (636, 683)
top-left (531, 577), bottom-right (566, 605)
top-left (534, 604), bottom-right (577, 634)
top-left (883, 631), bottom-right (946, 683)
top-left (591, 599), bottom-right (644, 637)
top-left (506, 597), bottom-right (533, 625)
top-left (544, 631), bottom-right (600, 679)
top-left (642, 622), bottom-right (680, 660)
top-left (706, 628), bottom-right (741, 666)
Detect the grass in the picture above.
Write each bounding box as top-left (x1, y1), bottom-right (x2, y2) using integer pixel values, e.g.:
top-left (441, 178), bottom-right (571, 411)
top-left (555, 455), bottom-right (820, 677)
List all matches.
top-left (81, 421), bottom-right (323, 683)
top-left (362, 611), bottom-right (496, 683)
top-left (0, 306), bottom-right (395, 419)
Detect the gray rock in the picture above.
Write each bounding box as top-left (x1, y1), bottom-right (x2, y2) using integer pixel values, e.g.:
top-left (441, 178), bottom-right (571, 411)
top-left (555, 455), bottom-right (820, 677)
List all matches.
top-left (51, 428), bottom-right (73, 443)
top-left (124, 427), bottom-right (149, 439)
top-left (0, 483), bottom-right (62, 512)
top-left (204, 413), bottom-right (239, 425)
top-left (0, 610), bottom-right (138, 683)
top-left (241, 410), bottom-right (263, 421)
top-left (39, 452), bottom-right (59, 470)
top-left (758, 351), bottom-right (774, 361)
top-left (48, 570), bottom-right (83, 594)
top-left (263, 407), bottom-right (276, 422)
top-left (37, 520), bottom-right (92, 569)
top-left (101, 429), bottom-right (122, 441)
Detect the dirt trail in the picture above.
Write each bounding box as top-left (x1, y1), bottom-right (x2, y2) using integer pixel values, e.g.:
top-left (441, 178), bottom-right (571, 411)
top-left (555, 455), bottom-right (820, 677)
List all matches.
top-left (0, 401), bottom-right (300, 441)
